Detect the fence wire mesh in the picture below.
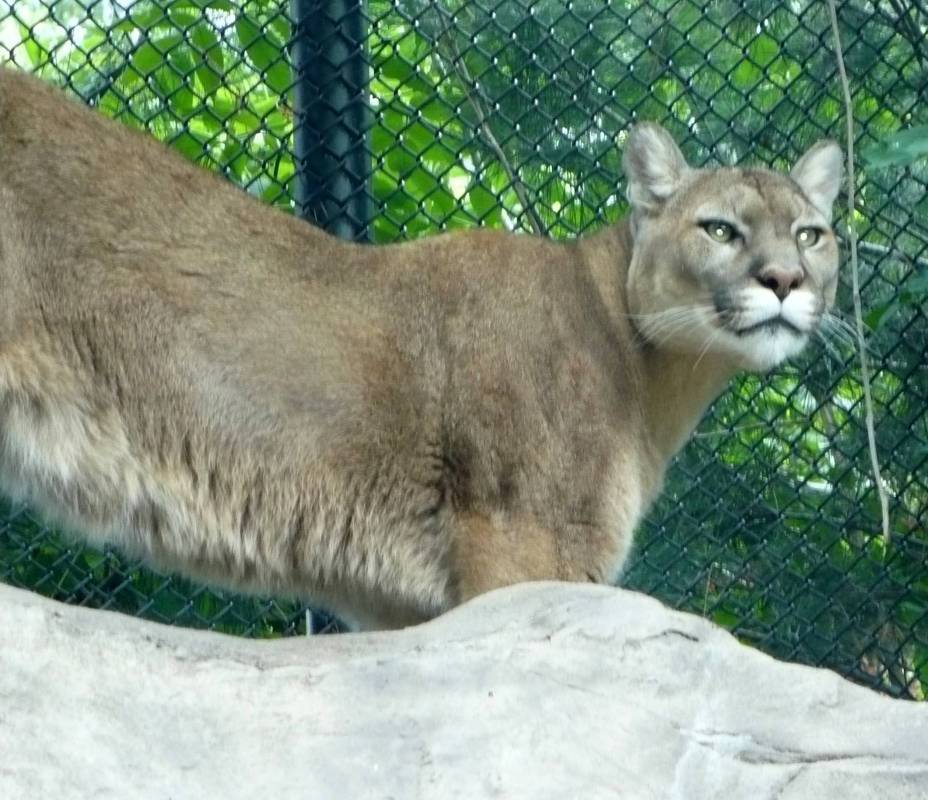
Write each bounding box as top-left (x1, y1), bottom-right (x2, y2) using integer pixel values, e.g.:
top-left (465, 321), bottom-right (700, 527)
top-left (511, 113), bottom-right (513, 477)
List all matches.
top-left (0, 0), bottom-right (925, 695)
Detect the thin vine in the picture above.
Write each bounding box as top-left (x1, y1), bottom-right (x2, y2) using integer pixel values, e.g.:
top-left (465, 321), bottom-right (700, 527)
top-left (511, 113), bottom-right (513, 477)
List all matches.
top-left (826, 0), bottom-right (892, 542)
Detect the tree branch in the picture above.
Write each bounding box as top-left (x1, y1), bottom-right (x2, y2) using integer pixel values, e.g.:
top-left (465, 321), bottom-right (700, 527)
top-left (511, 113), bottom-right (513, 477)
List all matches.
top-left (827, 0), bottom-right (892, 543)
top-left (431, 7), bottom-right (544, 235)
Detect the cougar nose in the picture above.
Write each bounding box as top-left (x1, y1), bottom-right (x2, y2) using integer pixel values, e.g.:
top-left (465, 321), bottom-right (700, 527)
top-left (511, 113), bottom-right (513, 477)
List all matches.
top-left (757, 265), bottom-right (804, 301)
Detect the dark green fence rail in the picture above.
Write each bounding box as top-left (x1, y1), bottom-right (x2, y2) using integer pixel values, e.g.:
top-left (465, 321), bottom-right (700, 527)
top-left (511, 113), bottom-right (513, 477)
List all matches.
top-left (0, 0), bottom-right (925, 697)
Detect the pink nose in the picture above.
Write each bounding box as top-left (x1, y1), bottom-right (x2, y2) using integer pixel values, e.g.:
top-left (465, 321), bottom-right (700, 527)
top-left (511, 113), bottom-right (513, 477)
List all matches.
top-left (757, 265), bottom-right (803, 301)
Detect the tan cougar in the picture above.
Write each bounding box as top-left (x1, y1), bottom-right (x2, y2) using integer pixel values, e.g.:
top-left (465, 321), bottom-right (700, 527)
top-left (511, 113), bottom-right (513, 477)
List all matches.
top-left (0, 69), bottom-right (842, 629)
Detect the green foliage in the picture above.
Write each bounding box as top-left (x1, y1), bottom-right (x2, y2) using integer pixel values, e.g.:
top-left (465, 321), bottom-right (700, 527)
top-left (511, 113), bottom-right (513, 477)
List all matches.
top-left (865, 126), bottom-right (928, 168)
top-left (0, 0), bottom-right (925, 697)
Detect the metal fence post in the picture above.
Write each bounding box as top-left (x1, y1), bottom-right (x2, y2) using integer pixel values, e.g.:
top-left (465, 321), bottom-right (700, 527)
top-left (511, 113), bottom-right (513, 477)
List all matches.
top-left (291, 0), bottom-right (371, 633)
top-left (290, 0), bottom-right (372, 242)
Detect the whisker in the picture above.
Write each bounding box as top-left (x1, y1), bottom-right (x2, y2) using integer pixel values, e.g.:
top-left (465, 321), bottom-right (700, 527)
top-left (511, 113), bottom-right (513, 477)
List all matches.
top-left (620, 303), bottom-right (717, 321)
top-left (814, 327), bottom-right (847, 366)
top-left (649, 311), bottom-right (713, 349)
top-left (823, 317), bottom-right (856, 343)
top-left (824, 309), bottom-right (864, 340)
top-left (819, 319), bottom-right (854, 349)
top-left (822, 312), bottom-right (874, 355)
top-left (629, 305), bottom-right (719, 349)
top-left (692, 328), bottom-right (722, 373)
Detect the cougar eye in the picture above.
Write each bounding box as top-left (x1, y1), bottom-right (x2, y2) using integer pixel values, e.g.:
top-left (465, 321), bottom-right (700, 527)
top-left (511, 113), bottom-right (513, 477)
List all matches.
top-left (700, 220), bottom-right (739, 243)
top-left (796, 227), bottom-right (822, 248)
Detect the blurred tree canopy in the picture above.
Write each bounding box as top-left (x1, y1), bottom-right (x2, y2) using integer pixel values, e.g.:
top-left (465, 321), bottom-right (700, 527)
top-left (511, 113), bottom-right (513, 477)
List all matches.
top-left (0, 0), bottom-right (925, 696)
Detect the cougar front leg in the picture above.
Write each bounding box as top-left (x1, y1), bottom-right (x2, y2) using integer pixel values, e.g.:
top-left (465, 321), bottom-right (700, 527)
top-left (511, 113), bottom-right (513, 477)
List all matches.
top-left (449, 512), bottom-right (603, 604)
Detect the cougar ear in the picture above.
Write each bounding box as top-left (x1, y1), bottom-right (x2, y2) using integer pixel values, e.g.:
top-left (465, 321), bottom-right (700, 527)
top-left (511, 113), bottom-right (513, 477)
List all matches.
top-left (623, 122), bottom-right (690, 214)
top-left (791, 140), bottom-right (843, 219)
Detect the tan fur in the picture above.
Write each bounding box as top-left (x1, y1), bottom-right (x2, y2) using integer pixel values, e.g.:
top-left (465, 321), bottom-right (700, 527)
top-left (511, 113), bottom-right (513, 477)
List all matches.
top-left (0, 69), bottom-right (842, 629)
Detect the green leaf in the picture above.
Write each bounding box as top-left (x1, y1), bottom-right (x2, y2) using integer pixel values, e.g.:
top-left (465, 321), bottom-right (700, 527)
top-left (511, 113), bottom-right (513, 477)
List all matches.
top-left (403, 166), bottom-right (439, 198)
top-left (731, 59), bottom-right (763, 90)
top-left (863, 126), bottom-right (928, 168)
top-left (466, 184), bottom-right (504, 227)
top-left (191, 22), bottom-right (223, 95)
top-left (863, 300), bottom-right (898, 331)
top-left (235, 17), bottom-right (292, 96)
top-left (383, 145), bottom-right (418, 179)
top-left (129, 1), bottom-right (167, 29)
top-left (171, 131), bottom-right (203, 161)
top-left (419, 98), bottom-right (455, 127)
top-left (897, 600), bottom-right (928, 627)
top-left (405, 121), bottom-right (437, 155)
top-left (167, 85), bottom-right (199, 115)
top-left (217, 139), bottom-right (246, 176)
top-left (904, 270), bottom-right (928, 297)
top-left (263, 110), bottom-right (294, 138)
top-left (208, 88), bottom-right (239, 119)
top-left (81, 551), bottom-right (106, 571)
top-left (132, 42), bottom-right (164, 76)
top-left (749, 33), bottom-right (779, 67)
top-left (17, 23), bottom-right (50, 70)
top-left (424, 187), bottom-right (458, 220)
top-left (712, 609), bottom-right (739, 629)
top-left (380, 54), bottom-right (415, 83)
top-left (396, 32), bottom-right (426, 64)
top-left (166, 2), bottom-right (201, 27)
top-left (372, 171), bottom-right (400, 197)
top-left (230, 108), bottom-right (262, 137)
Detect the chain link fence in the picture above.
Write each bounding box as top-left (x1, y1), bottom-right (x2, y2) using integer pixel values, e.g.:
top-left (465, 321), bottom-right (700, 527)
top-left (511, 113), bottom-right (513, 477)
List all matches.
top-left (0, 0), bottom-right (925, 694)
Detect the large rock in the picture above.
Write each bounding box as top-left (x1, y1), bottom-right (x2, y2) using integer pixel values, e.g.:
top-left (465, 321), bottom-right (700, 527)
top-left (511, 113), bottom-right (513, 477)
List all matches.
top-left (0, 581), bottom-right (925, 799)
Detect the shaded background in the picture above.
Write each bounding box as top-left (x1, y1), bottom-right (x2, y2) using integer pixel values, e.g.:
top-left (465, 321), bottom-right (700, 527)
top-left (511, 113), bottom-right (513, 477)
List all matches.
top-left (0, 0), bottom-right (925, 697)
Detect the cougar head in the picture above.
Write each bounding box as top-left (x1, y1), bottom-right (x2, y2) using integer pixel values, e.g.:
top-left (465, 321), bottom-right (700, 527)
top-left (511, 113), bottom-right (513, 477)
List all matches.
top-left (622, 122), bottom-right (843, 371)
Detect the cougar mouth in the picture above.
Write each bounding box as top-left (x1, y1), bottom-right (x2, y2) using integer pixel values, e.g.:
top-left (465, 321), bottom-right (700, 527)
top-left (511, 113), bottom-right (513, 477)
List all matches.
top-left (713, 289), bottom-right (815, 340)
top-left (733, 316), bottom-right (804, 337)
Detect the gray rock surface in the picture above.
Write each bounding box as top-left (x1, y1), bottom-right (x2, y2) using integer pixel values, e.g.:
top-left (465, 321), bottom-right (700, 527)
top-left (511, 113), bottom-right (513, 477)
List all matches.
top-left (0, 581), bottom-right (925, 799)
